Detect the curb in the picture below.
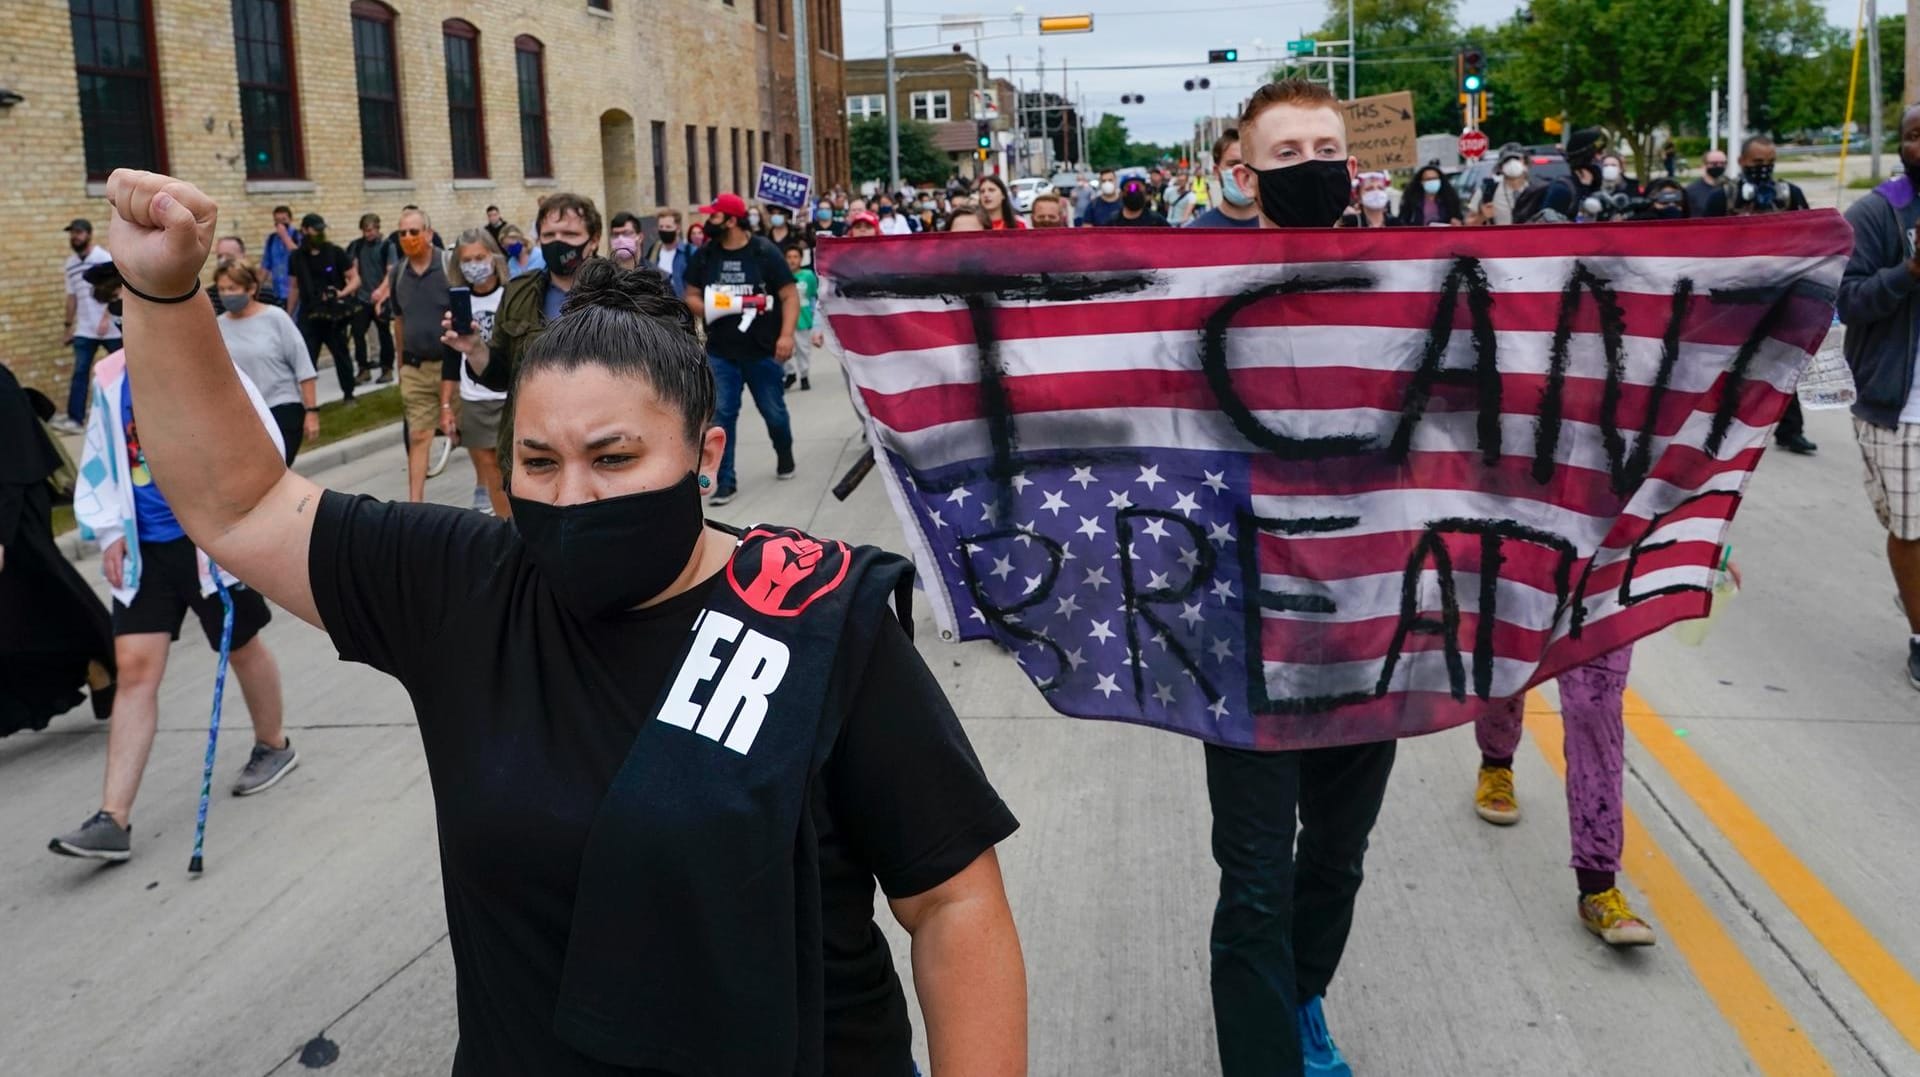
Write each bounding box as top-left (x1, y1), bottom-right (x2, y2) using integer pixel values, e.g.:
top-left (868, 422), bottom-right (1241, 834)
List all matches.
top-left (54, 419), bottom-right (404, 564)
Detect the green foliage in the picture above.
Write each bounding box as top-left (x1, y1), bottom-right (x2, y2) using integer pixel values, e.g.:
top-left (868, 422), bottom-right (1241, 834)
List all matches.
top-left (1086, 115), bottom-right (1172, 170)
top-left (1315, 0), bottom-right (1465, 137)
top-left (848, 117), bottom-right (951, 187)
top-left (1504, 0), bottom-right (1720, 177)
top-left (1771, 15), bottom-right (1904, 142)
top-left (1745, 0), bottom-right (1841, 138)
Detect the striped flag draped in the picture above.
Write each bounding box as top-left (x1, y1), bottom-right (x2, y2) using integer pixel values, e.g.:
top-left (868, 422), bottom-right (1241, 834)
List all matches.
top-left (817, 216), bottom-right (1851, 750)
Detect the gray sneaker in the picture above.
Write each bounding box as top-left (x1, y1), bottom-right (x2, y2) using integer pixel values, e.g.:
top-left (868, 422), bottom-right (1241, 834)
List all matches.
top-left (232, 739), bottom-right (299, 796)
top-left (49, 811), bottom-right (131, 861)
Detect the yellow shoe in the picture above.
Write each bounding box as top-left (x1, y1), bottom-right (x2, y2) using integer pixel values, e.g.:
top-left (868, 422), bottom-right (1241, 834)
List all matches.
top-left (1580, 888), bottom-right (1657, 947)
top-left (1474, 765), bottom-right (1520, 825)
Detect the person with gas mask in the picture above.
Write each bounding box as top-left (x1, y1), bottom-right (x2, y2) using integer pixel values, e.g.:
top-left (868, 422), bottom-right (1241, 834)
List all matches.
top-left (91, 167), bottom-right (1026, 1072)
top-left (1187, 128), bottom-right (1261, 228)
top-left (1082, 168), bottom-right (1126, 227)
top-left (455, 192), bottom-right (602, 418)
top-left (1470, 143), bottom-right (1544, 226)
top-left (1705, 136), bottom-right (1817, 455)
top-left (1635, 178), bottom-right (1689, 221)
top-left (1837, 103), bottom-right (1920, 687)
top-left (679, 192), bottom-right (800, 506)
top-left (1541, 127), bottom-right (1608, 221)
top-left (1107, 177), bottom-right (1169, 227)
top-left (1685, 148), bottom-right (1729, 218)
top-left (1221, 76), bottom-right (1399, 1077)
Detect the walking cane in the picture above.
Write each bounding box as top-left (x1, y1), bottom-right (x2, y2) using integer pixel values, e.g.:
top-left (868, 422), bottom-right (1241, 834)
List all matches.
top-left (188, 565), bottom-right (237, 875)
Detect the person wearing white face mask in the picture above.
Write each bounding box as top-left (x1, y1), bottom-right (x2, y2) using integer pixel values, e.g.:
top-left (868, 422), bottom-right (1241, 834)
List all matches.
top-left (447, 229), bottom-right (511, 517)
top-left (1187, 129), bottom-right (1262, 228)
top-left (1081, 168), bottom-right (1126, 226)
top-left (1470, 144), bottom-right (1545, 225)
top-left (1341, 171), bottom-right (1397, 228)
top-left (1597, 153), bottom-right (1640, 197)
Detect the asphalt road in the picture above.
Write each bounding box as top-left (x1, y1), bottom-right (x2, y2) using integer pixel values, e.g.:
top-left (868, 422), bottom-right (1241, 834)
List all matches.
top-left (4, 341), bottom-right (1917, 1077)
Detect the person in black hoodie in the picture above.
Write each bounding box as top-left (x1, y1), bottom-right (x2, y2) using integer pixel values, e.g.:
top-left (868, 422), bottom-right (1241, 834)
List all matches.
top-left (93, 167), bottom-right (1028, 1076)
top-left (0, 361), bottom-right (114, 736)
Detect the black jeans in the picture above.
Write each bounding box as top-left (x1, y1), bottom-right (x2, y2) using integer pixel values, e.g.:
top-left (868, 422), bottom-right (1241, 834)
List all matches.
top-left (351, 302), bottom-right (394, 376)
top-left (1205, 738), bottom-right (1397, 1077)
top-left (301, 315), bottom-right (355, 399)
top-left (1776, 397), bottom-right (1806, 443)
top-left (268, 402), bottom-right (305, 464)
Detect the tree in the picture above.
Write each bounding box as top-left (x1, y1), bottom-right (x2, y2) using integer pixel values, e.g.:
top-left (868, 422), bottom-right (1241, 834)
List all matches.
top-left (1315, 0), bottom-right (1464, 137)
top-left (848, 117), bottom-right (950, 187)
top-left (1744, 0), bottom-right (1839, 140)
top-left (1505, 0), bottom-right (1720, 178)
top-left (1088, 114), bottom-right (1173, 169)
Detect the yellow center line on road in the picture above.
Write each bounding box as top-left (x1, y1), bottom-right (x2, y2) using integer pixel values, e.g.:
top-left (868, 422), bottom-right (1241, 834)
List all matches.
top-left (1523, 696), bottom-right (1834, 1077)
top-left (1621, 687), bottom-right (1920, 1056)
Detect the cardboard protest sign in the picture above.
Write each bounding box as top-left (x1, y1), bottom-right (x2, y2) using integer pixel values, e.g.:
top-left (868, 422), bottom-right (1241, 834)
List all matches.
top-left (818, 217), bottom-right (1850, 750)
top-left (1342, 91), bottom-right (1418, 172)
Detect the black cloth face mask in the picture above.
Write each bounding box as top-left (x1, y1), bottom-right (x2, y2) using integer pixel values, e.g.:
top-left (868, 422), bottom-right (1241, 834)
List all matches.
top-left (1248, 159), bottom-right (1353, 228)
top-left (541, 239), bottom-right (589, 278)
top-left (510, 472), bottom-right (706, 619)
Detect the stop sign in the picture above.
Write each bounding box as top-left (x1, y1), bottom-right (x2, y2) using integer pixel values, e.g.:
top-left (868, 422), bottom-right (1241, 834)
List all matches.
top-left (1459, 129), bottom-right (1490, 160)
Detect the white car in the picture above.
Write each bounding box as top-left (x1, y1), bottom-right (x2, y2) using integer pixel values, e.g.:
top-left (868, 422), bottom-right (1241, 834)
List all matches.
top-left (1010, 177), bottom-right (1053, 213)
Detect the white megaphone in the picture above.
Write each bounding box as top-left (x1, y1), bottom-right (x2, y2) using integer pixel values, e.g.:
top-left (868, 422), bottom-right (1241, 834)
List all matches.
top-left (704, 286), bottom-right (771, 331)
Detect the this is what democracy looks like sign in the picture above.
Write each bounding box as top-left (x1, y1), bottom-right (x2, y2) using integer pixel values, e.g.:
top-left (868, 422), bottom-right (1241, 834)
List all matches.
top-left (819, 217), bottom-right (1850, 751)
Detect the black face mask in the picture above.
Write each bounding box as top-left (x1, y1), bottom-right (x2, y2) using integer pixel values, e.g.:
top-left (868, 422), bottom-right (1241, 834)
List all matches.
top-left (658, 228), bottom-right (678, 243)
top-left (1706, 165), bottom-right (1726, 180)
top-left (509, 472), bottom-right (706, 619)
top-left (1249, 159), bottom-right (1352, 228)
top-left (1745, 162), bottom-right (1774, 186)
top-left (541, 239), bottom-right (588, 278)
top-left (1122, 190), bottom-right (1147, 211)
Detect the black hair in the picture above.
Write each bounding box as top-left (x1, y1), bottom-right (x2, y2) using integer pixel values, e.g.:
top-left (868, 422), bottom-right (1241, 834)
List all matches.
top-left (1398, 166), bottom-right (1464, 226)
top-left (610, 211), bottom-right (641, 232)
top-left (510, 259), bottom-right (714, 448)
top-left (359, 212), bottom-right (381, 229)
top-left (272, 204), bottom-right (292, 216)
top-left (486, 204), bottom-right (500, 213)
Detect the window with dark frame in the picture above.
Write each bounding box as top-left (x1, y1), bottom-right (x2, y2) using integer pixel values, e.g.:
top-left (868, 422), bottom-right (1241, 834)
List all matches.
top-left (232, 0), bottom-right (304, 179)
top-left (686, 124), bottom-right (699, 202)
top-left (776, 0), bottom-right (786, 34)
top-left (729, 128), bottom-right (740, 195)
top-left (746, 130), bottom-right (756, 192)
top-left (707, 126), bottom-right (719, 199)
top-left (350, 1), bottom-right (405, 178)
top-left (784, 132), bottom-right (795, 169)
top-left (651, 121), bottom-right (669, 207)
top-left (588, 0), bottom-right (611, 8)
top-left (70, 0), bottom-right (168, 178)
top-left (442, 19), bottom-right (487, 178)
top-left (762, 131), bottom-right (773, 173)
top-left (515, 35), bottom-right (552, 178)
top-left (754, 0), bottom-right (764, 26)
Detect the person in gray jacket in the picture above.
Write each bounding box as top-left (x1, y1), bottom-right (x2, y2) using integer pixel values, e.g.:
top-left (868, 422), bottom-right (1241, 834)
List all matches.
top-left (1837, 104), bottom-right (1920, 688)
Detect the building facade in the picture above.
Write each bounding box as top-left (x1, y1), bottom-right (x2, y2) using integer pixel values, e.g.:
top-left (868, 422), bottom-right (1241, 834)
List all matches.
top-left (843, 53), bottom-right (1017, 183)
top-left (3, 0), bottom-right (847, 398)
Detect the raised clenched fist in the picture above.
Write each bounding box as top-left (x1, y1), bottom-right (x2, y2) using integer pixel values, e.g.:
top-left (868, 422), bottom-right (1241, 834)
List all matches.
top-left (744, 535), bottom-right (825, 609)
top-left (104, 170), bottom-right (219, 300)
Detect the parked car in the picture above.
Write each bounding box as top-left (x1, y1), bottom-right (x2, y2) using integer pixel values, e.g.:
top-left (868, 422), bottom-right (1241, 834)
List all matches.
top-left (1010, 176), bottom-right (1053, 213)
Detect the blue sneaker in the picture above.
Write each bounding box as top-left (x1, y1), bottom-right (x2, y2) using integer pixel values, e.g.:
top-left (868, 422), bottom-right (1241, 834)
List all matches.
top-left (1297, 996), bottom-right (1353, 1076)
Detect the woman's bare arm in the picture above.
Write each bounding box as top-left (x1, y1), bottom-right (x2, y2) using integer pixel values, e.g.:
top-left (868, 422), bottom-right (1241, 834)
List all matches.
top-left (890, 848), bottom-right (1027, 1075)
top-left (106, 170), bottom-right (324, 626)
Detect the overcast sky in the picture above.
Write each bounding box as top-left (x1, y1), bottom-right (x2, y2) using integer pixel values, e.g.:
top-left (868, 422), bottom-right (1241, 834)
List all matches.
top-left (842, 0), bottom-right (1864, 146)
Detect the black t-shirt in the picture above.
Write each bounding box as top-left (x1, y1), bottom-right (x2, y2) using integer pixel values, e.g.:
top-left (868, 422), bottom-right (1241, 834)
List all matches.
top-left (1108, 210), bottom-right (1170, 227)
top-left (307, 492), bottom-right (1016, 1076)
top-left (1702, 181), bottom-right (1811, 218)
top-left (291, 242), bottom-right (355, 320)
top-left (685, 235), bottom-right (797, 362)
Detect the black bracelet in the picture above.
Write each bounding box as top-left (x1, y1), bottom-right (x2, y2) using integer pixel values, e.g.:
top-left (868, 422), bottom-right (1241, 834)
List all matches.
top-left (120, 277), bottom-right (202, 305)
top-left (304, 406), bottom-right (319, 413)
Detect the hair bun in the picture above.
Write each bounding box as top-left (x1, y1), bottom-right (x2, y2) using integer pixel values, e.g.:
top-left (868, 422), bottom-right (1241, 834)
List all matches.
top-left (560, 258), bottom-right (693, 332)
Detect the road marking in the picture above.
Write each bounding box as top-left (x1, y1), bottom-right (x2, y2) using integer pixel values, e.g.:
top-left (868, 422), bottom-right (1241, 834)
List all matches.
top-left (1621, 686), bottom-right (1920, 1056)
top-left (1524, 695), bottom-right (1834, 1077)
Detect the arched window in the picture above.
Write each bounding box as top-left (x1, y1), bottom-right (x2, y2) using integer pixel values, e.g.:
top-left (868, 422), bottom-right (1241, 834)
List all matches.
top-left (233, 0), bottom-right (305, 178)
top-left (442, 19), bottom-right (486, 178)
top-left (70, 0), bottom-right (168, 178)
top-left (351, 1), bottom-right (405, 178)
top-left (515, 35), bottom-right (551, 179)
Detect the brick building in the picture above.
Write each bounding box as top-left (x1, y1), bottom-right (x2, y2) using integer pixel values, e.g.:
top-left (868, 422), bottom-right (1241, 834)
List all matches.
top-left (2, 0), bottom-right (847, 398)
top-left (843, 53), bottom-right (1017, 182)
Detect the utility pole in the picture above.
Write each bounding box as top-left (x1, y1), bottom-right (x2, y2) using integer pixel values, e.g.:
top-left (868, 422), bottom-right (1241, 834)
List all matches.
top-left (1728, 0), bottom-right (1745, 174)
top-left (792, 0), bottom-right (813, 180)
top-left (1059, 56), bottom-right (1069, 176)
top-left (1909, 0), bottom-right (1920, 110)
top-left (1347, 0), bottom-right (1356, 99)
top-left (1870, 0), bottom-right (1884, 180)
top-left (884, 0), bottom-right (900, 192)
top-left (974, 25), bottom-right (990, 178)
top-left (1709, 74), bottom-right (1720, 156)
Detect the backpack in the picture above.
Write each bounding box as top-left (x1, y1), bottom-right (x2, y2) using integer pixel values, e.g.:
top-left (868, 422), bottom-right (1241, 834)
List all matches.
top-left (1513, 180), bottom-right (1554, 224)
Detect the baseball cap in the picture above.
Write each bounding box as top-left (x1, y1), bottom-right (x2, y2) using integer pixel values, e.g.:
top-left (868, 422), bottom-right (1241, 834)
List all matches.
top-left (697, 193), bottom-right (750, 219)
top-left (848, 210), bottom-right (879, 228)
top-left (300, 212), bottom-right (327, 230)
top-left (64, 218), bottom-right (93, 233)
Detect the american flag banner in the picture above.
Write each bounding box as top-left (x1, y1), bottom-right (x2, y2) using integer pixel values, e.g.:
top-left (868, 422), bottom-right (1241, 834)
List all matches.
top-left (816, 217), bottom-right (1851, 750)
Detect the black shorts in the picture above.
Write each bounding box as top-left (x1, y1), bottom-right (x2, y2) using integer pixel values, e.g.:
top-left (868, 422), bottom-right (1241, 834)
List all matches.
top-left (110, 537), bottom-right (272, 650)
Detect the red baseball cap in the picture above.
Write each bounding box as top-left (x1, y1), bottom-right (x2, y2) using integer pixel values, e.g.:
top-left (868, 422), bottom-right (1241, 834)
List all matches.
top-left (697, 193), bottom-right (750, 219)
top-left (848, 210), bottom-right (879, 228)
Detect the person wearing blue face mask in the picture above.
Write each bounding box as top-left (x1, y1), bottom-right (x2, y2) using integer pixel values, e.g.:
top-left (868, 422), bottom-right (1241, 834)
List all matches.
top-left (1395, 162), bottom-right (1464, 226)
top-left (1187, 129), bottom-right (1261, 228)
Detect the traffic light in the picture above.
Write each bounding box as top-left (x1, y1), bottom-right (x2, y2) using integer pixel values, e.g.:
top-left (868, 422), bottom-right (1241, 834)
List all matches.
top-left (1460, 47), bottom-right (1485, 94)
top-left (1183, 77), bottom-right (1211, 91)
top-left (976, 120), bottom-right (992, 150)
top-left (1207, 48), bottom-right (1238, 63)
top-left (1120, 93), bottom-right (1145, 104)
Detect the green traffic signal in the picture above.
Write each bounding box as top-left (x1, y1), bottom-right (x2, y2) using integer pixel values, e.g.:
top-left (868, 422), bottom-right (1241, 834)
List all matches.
top-left (1462, 73), bottom-right (1484, 93)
